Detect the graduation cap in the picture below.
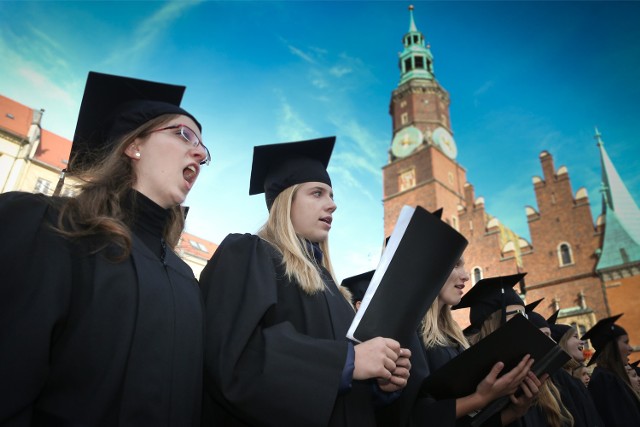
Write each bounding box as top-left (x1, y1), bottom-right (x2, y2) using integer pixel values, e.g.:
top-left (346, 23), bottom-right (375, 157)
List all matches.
top-left (69, 71), bottom-right (201, 172)
top-left (630, 360), bottom-right (640, 375)
top-left (452, 273), bottom-right (526, 330)
top-left (581, 314), bottom-right (626, 365)
top-left (547, 310), bottom-right (560, 326)
top-left (525, 298), bottom-right (544, 313)
top-left (341, 270), bottom-right (375, 305)
top-left (524, 298), bottom-right (547, 329)
top-left (249, 137), bottom-right (335, 209)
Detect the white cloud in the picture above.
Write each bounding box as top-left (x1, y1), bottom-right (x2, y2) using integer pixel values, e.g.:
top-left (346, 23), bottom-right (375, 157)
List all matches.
top-left (286, 44), bottom-right (316, 64)
top-left (474, 80), bottom-right (494, 97)
top-left (103, 0), bottom-right (204, 66)
top-left (329, 65), bottom-right (352, 78)
top-left (275, 94), bottom-right (315, 141)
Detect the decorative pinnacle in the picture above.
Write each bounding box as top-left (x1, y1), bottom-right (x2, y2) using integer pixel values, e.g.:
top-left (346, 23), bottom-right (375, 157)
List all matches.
top-left (594, 127), bottom-right (604, 147)
top-left (408, 5), bottom-right (418, 32)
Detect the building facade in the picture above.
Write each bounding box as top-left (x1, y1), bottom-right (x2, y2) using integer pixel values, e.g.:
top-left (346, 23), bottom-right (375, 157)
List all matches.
top-left (383, 7), bottom-right (640, 352)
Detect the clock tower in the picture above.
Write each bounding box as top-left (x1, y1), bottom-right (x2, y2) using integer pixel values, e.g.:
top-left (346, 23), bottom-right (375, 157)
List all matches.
top-left (383, 5), bottom-right (468, 236)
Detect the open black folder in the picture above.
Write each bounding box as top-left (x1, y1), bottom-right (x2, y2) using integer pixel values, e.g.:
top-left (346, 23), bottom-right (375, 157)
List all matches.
top-left (420, 314), bottom-right (570, 425)
top-left (346, 205), bottom-right (468, 347)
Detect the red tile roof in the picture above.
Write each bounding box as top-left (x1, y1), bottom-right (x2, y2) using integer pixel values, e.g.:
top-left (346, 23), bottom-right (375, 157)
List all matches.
top-left (178, 231), bottom-right (218, 259)
top-left (35, 129), bottom-right (72, 170)
top-left (0, 95), bottom-right (32, 139)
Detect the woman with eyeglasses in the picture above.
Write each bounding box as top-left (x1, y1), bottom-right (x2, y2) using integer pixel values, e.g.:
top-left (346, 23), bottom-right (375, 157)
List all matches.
top-left (0, 72), bottom-right (209, 426)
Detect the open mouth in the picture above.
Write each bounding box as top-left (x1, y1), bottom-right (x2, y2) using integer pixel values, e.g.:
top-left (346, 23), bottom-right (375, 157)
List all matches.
top-left (183, 165), bottom-right (198, 184)
top-left (320, 216), bottom-right (332, 226)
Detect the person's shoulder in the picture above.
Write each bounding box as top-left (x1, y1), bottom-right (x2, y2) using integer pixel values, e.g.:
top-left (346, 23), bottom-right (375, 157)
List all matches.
top-left (219, 233), bottom-right (278, 255)
top-left (0, 191), bottom-right (65, 221)
top-left (0, 190), bottom-right (48, 207)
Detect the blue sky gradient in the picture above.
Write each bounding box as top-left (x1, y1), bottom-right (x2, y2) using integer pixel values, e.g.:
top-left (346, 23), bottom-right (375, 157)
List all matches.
top-left (1, 1), bottom-right (639, 281)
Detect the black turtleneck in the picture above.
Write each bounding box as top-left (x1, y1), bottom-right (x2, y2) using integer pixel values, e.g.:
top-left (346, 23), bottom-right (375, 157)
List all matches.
top-left (124, 190), bottom-right (171, 260)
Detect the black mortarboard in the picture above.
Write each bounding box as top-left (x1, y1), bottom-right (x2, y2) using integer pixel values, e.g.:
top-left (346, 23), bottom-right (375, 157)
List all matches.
top-left (550, 324), bottom-right (572, 343)
top-left (341, 270), bottom-right (375, 305)
top-left (525, 298), bottom-right (544, 313)
top-left (581, 314), bottom-right (626, 365)
top-left (528, 312), bottom-right (549, 330)
top-left (70, 71), bottom-right (201, 171)
top-left (525, 298), bottom-right (547, 329)
top-left (452, 273), bottom-right (526, 329)
top-left (547, 310), bottom-right (560, 326)
top-left (630, 360), bottom-right (640, 375)
top-left (547, 310), bottom-right (570, 342)
top-left (249, 137), bottom-right (335, 209)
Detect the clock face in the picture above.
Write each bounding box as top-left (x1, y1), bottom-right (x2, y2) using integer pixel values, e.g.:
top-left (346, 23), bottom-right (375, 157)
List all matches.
top-left (391, 126), bottom-right (423, 158)
top-left (432, 126), bottom-right (457, 159)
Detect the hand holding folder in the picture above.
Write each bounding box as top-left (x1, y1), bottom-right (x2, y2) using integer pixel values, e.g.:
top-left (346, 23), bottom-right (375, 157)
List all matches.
top-left (420, 315), bottom-right (570, 425)
top-left (346, 205), bottom-right (468, 347)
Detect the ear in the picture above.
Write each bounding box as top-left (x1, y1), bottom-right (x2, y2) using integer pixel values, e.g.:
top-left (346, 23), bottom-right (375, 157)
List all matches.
top-left (124, 142), bottom-right (140, 160)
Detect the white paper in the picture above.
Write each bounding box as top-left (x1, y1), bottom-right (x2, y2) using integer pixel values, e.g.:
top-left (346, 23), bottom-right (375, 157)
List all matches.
top-left (346, 205), bottom-right (416, 342)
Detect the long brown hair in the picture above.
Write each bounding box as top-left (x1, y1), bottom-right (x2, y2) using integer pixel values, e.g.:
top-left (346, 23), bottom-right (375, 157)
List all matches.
top-left (596, 339), bottom-right (640, 402)
top-left (56, 114), bottom-right (185, 259)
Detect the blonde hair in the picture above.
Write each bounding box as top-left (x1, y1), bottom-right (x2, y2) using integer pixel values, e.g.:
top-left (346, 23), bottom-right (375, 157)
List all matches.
top-left (421, 298), bottom-right (469, 350)
top-left (56, 114), bottom-right (185, 259)
top-left (258, 184), bottom-right (346, 298)
top-left (471, 309), bottom-right (574, 427)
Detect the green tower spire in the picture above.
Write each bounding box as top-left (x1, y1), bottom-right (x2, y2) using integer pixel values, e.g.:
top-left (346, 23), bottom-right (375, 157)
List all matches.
top-left (398, 5), bottom-right (435, 85)
top-left (594, 128), bottom-right (640, 272)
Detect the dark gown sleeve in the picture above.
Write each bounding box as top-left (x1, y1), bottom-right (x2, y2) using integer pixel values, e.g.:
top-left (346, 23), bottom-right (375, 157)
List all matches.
top-left (0, 192), bottom-right (72, 424)
top-left (588, 367), bottom-right (640, 426)
top-left (200, 234), bottom-right (351, 427)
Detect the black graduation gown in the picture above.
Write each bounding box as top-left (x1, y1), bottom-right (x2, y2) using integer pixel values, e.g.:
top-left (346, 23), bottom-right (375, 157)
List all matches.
top-left (200, 233), bottom-right (377, 427)
top-left (0, 192), bottom-right (203, 426)
top-left (588, 366), bottom-right (640, 426)
top-left (377, 336), bottom-right (505, 427)
top-left (551, 369), bottom-right (604, 427)
top-left (375, 334), bottom-right (457, 427)
top-left (425, 343), bottom-right (515, 427)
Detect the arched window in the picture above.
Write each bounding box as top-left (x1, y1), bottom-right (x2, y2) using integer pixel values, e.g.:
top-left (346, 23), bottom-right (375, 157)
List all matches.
top-left (473, 267), bottom-right (483, 285)
top-left (558, 243), bottom-right (573, 266)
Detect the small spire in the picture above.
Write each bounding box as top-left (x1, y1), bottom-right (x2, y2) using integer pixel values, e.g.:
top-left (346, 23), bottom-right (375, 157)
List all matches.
top-left (408, 5), bottom-right (418, 32)
top-left (594, 127), bottom-right (604, 147)
top-left (397, 5), bottom-right (435, 84)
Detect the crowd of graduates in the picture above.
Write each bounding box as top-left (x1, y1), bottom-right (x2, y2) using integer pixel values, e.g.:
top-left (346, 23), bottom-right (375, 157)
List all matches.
top-left (1, 71), bottom-right (639, 427)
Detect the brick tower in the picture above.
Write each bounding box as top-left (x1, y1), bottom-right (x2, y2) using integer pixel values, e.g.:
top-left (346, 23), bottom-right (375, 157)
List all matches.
top-left (382, 5), bottom-right (467, 237)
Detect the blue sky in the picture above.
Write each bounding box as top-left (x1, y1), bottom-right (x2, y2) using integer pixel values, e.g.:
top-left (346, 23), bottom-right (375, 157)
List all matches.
top-left (1, 1), bottom-right (639, 281)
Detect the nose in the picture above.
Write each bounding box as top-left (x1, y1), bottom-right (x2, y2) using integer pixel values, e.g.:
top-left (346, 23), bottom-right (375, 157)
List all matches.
top-left (326, 197), bottom-right (337, 213)
top-left (461, 270), bottom-right (470, 282)
top-left (192, 144), bottom-right (209, 165)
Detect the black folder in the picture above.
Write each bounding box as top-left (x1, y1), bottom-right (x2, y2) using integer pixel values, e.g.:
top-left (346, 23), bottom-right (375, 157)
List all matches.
top-left (346, 205), bottom-right (468, 348)
top-left (420, 314), bottom-right (570, 425)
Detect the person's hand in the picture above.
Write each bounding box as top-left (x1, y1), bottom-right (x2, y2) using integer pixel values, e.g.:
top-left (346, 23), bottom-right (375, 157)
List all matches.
top-left (474, 355), bottom-right (534, 406)
top-left (377, 347), bottom-right (412, 392)
top-left (354, 337), bottom-right (400, 381)
top-left (508, 371), bottom-right (547, 418)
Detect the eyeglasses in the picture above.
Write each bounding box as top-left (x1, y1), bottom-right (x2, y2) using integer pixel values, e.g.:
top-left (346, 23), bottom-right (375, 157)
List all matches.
top-left (150, 124), bottom-right (211, 166)
top-left (506, 309), bottom-right (528, 319)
